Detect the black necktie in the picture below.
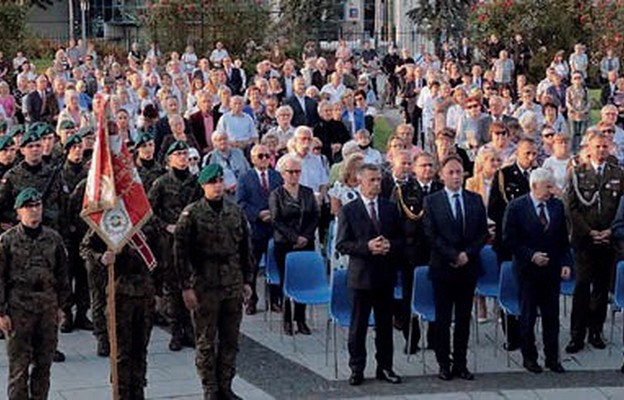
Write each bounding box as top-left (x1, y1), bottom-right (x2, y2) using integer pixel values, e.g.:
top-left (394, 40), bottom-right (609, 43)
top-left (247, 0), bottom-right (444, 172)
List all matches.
top-left (423, 184), bottom-right (429, 195)
top-left (369, 200), bottom-right (380, 233)
top-left (454, 193), bottom-right (464, 234)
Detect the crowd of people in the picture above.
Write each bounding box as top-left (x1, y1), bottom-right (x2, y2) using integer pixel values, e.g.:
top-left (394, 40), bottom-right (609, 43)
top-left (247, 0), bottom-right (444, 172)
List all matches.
top-left (0, 32), bottom-right (622, 399)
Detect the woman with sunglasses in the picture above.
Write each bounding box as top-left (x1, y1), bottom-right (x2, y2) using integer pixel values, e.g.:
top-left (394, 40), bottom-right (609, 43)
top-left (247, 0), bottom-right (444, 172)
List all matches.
top-left (269, 154), bottom-right (319, 336)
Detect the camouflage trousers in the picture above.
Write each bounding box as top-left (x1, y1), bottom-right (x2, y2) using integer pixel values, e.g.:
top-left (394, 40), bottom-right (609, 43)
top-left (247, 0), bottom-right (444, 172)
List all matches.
top-left (115, 295), bottom-right (154, 400)
top-left (88, 262), bottom-right (108, 343)
top-left (192, 285), bottom-right (243, 396)
top-left (6, 307), bottom-right (58, 400)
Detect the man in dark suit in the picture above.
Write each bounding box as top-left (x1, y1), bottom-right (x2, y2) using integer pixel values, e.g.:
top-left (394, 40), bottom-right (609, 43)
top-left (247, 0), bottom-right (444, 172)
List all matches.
top-left (154, 95), bottom-right (191, 155)
top-left (503, 168), bottom-right (571, 374)
top-left (285, 77), bottom-right (319, 127)
top-left (336, 163), bottom-right (404, 386)
top-left (423, 155), bottom-right (488, 381)
top-left (380, 149), bottom-right (412, 199)
top-left (25, 75), bottom-right (58, 124)
top-left (188, 90), bottom-right (221, 154)
top-left (488, 138), bottom-right (538, 350)
top-left (390, 152), bottom-right (442, 353)
top-left (488, 95), bottom-right (518, 127)
top-left (236, 144), bottom-right (283, 315)
top-left (223, 57), bottom-right (243, 96)
top-left (601, 70), bottom-right (618, 106)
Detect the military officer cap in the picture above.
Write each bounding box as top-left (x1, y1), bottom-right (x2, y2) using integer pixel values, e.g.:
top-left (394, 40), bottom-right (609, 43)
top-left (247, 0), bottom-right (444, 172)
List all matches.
top-left (8, 124), bottom-right (25, 138)
top-left (14, 187), bottom-right (42, 209)
top-left (64, 133), bottom-right (83, 151)
top-left (166, 140), bottom-right (189, 156)
top-left (135, 132), bottom-right (155, 148)
top-left (78, 126), bottom-right (95, 138)
top-left (0, 135), bottom-right (14, 151)
top-left (198, 164), bottom-right (224, 184)
top-left (20, 126), bottom-right (42, 147)
top-left (58, 120), bottom-right (76, 130)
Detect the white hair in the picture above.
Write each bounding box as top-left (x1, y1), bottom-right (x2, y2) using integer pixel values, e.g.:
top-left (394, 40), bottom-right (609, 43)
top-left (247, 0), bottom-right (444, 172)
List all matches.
top-left (530, 167), bottom-right (555, 187)
top-left (276, 153), bottom-right (302, 173)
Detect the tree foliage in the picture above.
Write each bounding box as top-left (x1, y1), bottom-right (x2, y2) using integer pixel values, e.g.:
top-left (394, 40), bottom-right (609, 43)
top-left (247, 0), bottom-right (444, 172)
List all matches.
top-left (0, 3), bottom-right (27, 57)
top-left (274, 0), bottom-right (342, 46)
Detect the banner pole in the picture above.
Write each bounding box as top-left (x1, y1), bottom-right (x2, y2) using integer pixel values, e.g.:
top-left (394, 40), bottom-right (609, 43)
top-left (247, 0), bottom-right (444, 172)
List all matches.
top-left (107, 257), bottom-right (120, 400)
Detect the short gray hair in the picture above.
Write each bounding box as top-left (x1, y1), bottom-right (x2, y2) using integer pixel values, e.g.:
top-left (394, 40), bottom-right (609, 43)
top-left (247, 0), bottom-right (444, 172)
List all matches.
top-left (356, 163), bottom-right (381, 179)
top-left (530, 167), bottom-right (554, 187)
top-left (276, 153), bottom-right (302, 173)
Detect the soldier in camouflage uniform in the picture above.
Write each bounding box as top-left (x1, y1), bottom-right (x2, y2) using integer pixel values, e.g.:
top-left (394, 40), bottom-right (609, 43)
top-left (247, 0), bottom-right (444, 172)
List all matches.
top-left (0, 188), bottom-right (70, 400)
top-left (565, 131), bottom-right (624, 353)
top-left (148, 140), bottom-right (202, 351)
top-left (0, 125), bottom-right (68, 362)
top-left (80, 229), bottom-right (155, 400)
top-left (40, 122), bottom-right (64, 166)
top-left (174, 164), bottom-right (254, 400)
top-left (7, 125), bottom-right (25, 165)
top-left (135, 132), bottom-right (165, 190)
top-left (59, 134), bottom-right (93, 332)
top-left (0, 135), bottom-right (17, 180)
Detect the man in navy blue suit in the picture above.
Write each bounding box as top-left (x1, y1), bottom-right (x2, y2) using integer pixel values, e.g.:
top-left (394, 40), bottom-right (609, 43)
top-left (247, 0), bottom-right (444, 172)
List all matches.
top-left (336, 163), bottom-right (404, 386)
top-left (236, 144), bottom-right (283, 315)
top-left (503, 168), bottom-right (571, 373)
top-left (423, 155), bottom-right (488, 381)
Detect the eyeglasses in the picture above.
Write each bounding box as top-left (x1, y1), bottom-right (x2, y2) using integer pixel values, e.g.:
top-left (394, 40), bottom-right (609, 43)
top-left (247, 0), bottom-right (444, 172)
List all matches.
top-left (285, 169), bottom-right (302, 174)
top-left (256, 153), bottom-right (271, 159)
top-left (466, 104), bottom-right (480, 109)
top-left (189, 157), bottom-right (199, 161)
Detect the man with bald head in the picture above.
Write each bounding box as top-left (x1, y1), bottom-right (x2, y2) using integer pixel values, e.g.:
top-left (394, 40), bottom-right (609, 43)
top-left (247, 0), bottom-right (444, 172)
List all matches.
top-left (236, 145), bottom-right (283, 314)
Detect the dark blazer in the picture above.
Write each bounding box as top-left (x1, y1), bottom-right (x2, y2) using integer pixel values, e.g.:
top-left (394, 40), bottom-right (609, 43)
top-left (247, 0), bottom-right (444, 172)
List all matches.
top-left (236, 168), bottom-right (283, 242)
top-left (336, 197), bottom-right (404, 290)
top-left (285, 95), bottom-right (319, 127)
top-left (503, 194), bottom-right (572, 280)
top-left (25, 91), bottom-right (58, 124)
top-left (268, 185), bottom-right (319, 245)
top-left (601, 82), bottom-right (617, 106)
top-left (225, 67), bottom-right (243, 95)
top-left (423, 189), bottom-right (488, 281)
top-left (188, 110), bottom-right (221, 152)
top-left (312, 70), bottom-right (329, 89)
top-left (154, 116), bottom-right (192, 156)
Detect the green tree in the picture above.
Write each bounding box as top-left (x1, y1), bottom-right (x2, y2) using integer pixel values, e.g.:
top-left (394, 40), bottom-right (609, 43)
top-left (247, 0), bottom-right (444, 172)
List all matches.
top-left (274, 0), bottom-right (342, 47)
top-left (0, 3), bottom-right (27, 57)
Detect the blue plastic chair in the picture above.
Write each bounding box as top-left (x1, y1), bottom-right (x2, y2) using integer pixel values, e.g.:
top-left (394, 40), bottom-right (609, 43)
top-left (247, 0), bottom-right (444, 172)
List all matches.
top-left (498, 261), bottom-right (521, 366)
top-left (325, 269), bottom-right (374, 378)
top-left (264, 239), bottom-right (281, 329)
top-left (475, 245), bottom-right (499, 343)
top-left (407, 266), bottom-right (435, 373)
top-left (609, 261), bottom-right (624, 354)
top-left (284, 251), bottom-right (331, 351)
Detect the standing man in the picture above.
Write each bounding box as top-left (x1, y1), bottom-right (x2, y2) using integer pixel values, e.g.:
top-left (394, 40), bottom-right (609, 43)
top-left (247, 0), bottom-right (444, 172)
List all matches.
top-left (148, 140), bottom-right (203, 351)
top-left (336, 164), bottom-right (404, 386)
top-left (423, 155), bottom-right (488, 381)
top-left (488, 138), bottom-right (538, 351)
top-left (565, 131), bottom-right (624, 353)
top-left (286, 77), bottom-right (320, 127)
top-left (236, 144), bottom-right (283, 315)
top-left (503, 168), bottom-right (571, 373)
top-left (0, 188), bottom-right (70, 400)
top-left (174, 164), bottom-right (254, 400)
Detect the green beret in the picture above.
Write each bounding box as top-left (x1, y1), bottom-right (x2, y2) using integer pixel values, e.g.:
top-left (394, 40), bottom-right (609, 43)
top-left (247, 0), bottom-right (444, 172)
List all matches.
top-left (20, 126), bottom-right (42, 147)
top-left (14, 187), bottom-right (42, 209)
top-left (166, 140), bottom-right (189, 156)
top-left (77, 127), bottom-right (95, 138)
top-left (0, 135), bottom-right (14, 151)
top-left (135, 132), bottom-right (154, 148)
top-left (30, 122), bottom-right (54, 137)
top-left (8, 124), bottom-right (25, 138)
top-left (64, 134), bottom-right (83, 151)
top-left (58, 120), bottom-right (76, 130)
top-left (198, 164), bottom-right (224, 184)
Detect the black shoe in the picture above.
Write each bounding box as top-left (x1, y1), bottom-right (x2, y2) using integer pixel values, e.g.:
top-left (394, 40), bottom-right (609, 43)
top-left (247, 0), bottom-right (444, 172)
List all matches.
top-left (620, 362), bottom-right (624, 373)
top-left (452, 367), bottom-right (475, 380)
top-left (169, 336), bottom-right (183, 352)
top-left (283, 322), bottom-right (294, 336)
top-left (503, 342), bottom-right (521, 351)
top-left (74, 315), bottom-right (94, 331)
top-left (523, 360), bottom-right (543, 374)
top-left (565, 340), bottom-right (584, 354)
top-left (218, 388), bottom-right (243, 400)
top-left (588, 333), bottom-right (606, 349)
top-left (60, 314), bottom-right (74, 333)
top-left (349, 372), bottom-right (364, 386)
top-left (438, 365), bottom-right (453, 381)
top-left (375, 368), bottom-right (401, 384)
top-left (53, 350), bottom-right (65, 362)
top-left (545, 362), bottom-right (565, 373)
top-left (97, 340), bottom-right (110, 357)
top-left (182, 332), bottom-right (195, 348)
top-left (296, 321), bottom-right (311, 335)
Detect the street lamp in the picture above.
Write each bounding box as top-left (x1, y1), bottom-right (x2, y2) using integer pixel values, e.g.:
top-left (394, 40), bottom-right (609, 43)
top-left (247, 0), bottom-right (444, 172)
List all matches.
top-left (80, 0), bottom-right (89, 44)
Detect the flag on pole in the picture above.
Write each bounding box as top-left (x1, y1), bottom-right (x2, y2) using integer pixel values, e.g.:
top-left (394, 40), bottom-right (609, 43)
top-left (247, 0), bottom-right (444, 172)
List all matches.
top-left (81, 104), bottom-right (156, 269)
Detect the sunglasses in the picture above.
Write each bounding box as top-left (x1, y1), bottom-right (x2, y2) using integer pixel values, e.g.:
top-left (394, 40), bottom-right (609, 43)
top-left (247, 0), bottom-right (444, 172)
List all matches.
top-left (190, 157), bottom-right (199, 161)
top-left (602, 129), bottom-right (615, 134)
top-left (285, 169), bottom-right (302, 174)
top-left (466, 104), bottom-right (480, 109)
top-left (256, 153), bottom-right (271, 159)
top-left (493, 131), bottom-right (508, 136)
top-left (542, 133), bottom-right (555, 138)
